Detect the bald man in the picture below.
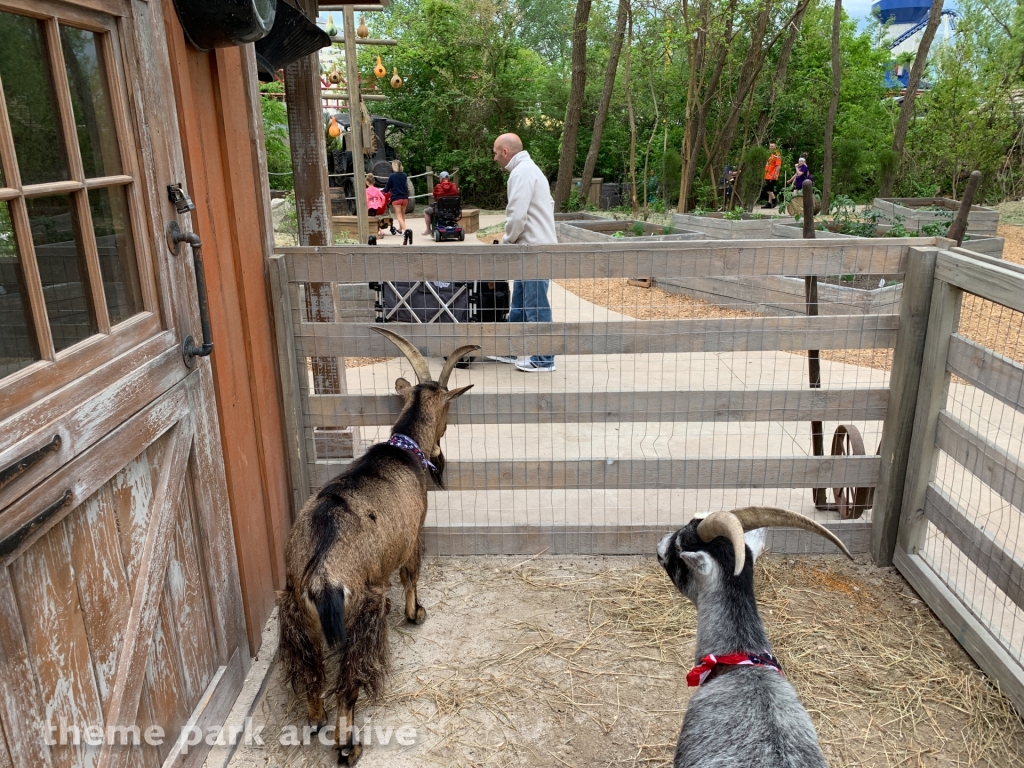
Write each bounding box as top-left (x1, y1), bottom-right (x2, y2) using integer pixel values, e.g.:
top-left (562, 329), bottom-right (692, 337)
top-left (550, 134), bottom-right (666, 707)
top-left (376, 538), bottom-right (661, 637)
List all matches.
top-left (490, 132), bottom-right (557, 372)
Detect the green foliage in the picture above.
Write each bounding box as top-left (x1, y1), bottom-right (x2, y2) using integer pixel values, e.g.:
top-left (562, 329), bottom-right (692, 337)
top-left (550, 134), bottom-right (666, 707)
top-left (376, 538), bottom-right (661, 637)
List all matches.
top-left (739, 145), bottom-right (770, 211)
top-left (723, 206), bottom-right (744, 221)
top-left (261, 96), bottom-right (293, 191)
top-left (631, 221), bottom-right (645, 237)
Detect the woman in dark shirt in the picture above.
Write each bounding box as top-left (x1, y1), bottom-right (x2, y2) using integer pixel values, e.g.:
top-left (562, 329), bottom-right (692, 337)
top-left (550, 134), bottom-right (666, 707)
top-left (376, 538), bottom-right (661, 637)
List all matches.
top-left (383, 160), bottom-right (410, 232)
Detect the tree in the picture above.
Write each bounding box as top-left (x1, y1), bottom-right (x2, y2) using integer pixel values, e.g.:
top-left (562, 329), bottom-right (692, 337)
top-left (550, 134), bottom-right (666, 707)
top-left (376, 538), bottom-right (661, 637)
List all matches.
top-left (821, 0), bottom-right (842, 210)
top-left (879, 0), bottom-right (945, 196)
top-left (580, 0), bottom-right (628, 201)
top-left (553, 0), bottom-right (593, 210)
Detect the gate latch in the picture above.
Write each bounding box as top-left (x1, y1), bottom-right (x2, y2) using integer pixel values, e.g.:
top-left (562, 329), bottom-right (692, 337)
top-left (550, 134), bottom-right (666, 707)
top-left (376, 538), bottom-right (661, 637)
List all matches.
top-left (167, 183), bottom-right (196, 214)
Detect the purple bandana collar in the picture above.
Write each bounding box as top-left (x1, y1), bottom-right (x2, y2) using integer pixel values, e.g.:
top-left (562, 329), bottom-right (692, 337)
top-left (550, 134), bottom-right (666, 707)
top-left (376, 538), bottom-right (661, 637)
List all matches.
top-left (387, 434), bottom-right (437, 472)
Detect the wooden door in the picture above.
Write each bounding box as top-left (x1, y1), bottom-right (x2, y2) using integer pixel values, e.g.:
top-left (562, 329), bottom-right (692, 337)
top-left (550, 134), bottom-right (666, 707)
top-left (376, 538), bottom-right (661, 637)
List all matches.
top-left (0, 1), bottom-right (248, 767)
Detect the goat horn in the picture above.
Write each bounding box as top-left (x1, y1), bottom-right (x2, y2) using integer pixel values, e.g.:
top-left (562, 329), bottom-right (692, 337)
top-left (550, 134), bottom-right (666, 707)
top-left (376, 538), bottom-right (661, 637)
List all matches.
top-left (370, 327), bottom-right (432, 383)
top-left (730, 506), bottom-right (854, 561)
top-left (438, 345), bottom-right (483, 388)
top-left (696, 511), bottom-right (748, 577)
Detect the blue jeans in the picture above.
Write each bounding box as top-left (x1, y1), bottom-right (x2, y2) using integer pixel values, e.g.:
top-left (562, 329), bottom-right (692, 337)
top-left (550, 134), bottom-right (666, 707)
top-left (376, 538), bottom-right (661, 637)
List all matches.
top-left (508, 279), bottom-right (554, 366)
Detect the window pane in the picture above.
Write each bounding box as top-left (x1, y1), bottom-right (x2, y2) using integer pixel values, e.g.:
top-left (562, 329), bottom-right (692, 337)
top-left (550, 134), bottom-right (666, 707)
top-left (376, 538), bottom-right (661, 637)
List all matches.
top-left (0, 11), bottom-right (71, 185)
top-left (0, 201), bottom-right (40, 378)
top-left (27, 194), bottom-right (97, 352)
top-left (89, 186), bottom-right (141, 325)
top-left (61, 26), bottom-right (121, 178)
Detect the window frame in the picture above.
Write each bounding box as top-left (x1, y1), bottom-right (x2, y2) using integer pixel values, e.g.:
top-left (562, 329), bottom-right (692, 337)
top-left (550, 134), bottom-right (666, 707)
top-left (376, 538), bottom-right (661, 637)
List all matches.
top-left (0, 0), bottom-right (162, 414)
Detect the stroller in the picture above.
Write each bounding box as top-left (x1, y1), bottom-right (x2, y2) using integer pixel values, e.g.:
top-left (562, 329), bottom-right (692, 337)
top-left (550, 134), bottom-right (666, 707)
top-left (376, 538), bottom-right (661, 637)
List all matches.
top-left (370, 190), bottom-right (399, 237)
top-left (431, 195), bottom-right (464, 242)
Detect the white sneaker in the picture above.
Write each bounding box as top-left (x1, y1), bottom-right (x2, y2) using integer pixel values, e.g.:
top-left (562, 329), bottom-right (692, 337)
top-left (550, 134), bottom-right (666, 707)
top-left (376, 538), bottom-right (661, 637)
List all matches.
top-left (487, 355), bottom-right (517, 364)
top-left (515, 359), bottom-right (556, 372)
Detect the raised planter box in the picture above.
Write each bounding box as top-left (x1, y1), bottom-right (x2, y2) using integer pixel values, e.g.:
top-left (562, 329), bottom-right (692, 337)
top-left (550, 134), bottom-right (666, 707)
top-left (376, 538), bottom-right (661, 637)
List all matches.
top-left (672, 211), bottom-right (795, 240)
top-left (771, 222), bottom-right (1005, 258)
top-left (872, 197), bottom-right (999, 236)
top-left (554, 212), bottom-right (604, 222)
top-left (557, 219), bottom-right (705, 243)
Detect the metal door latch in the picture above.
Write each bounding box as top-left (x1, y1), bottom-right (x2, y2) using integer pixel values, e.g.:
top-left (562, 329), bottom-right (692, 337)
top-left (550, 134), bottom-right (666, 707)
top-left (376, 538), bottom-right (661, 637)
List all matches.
top-left (167, 183), bottom-right (196, 214)
top-left (167, 221), bottom-right (214, 367)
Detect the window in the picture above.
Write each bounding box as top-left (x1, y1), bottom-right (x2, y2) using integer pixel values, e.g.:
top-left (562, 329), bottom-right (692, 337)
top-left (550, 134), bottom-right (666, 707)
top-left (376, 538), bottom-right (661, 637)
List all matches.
top-left (0, 4), bottom-right (148, 381)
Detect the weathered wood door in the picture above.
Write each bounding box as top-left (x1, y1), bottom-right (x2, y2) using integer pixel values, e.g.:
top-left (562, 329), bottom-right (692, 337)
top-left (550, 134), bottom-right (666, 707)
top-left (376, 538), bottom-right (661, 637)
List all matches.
top-left (0, 1), bottom-right (248, 766)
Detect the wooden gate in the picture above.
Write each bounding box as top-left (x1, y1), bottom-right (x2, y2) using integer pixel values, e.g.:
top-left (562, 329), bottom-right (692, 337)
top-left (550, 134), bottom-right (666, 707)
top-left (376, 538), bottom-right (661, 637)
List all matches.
top-left (894, 247), bottom-right (1024, 715)
top-left (0, 1), bottom-right (247, 766)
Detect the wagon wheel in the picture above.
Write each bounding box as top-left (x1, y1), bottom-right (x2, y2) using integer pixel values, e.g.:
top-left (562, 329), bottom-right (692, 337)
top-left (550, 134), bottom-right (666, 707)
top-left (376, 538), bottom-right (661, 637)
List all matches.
top-left (830, 424), bottom-right (872, 519)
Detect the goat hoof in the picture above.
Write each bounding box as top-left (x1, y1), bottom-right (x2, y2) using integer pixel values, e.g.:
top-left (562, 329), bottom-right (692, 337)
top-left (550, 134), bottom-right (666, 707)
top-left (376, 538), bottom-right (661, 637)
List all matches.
top-left (408, 605), bottom-right (427, 625)
top-left (338, 744), bottom-right (362, 765)
top-left (309, 719), bottom-right (327, 733)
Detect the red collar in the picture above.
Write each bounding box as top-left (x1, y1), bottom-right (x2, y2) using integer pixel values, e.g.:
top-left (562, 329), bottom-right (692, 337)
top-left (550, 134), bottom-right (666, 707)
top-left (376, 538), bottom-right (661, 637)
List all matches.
top-left (687, 651), bottom-right (784, 686)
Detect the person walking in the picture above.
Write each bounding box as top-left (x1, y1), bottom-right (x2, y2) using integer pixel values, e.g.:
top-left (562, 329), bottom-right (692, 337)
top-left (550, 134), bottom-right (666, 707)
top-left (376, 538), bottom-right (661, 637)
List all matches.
top-left (383, 160), bottom-right (410, 234)
top-left (422, 170), bottom-right (459, 235)
top-left (489, 133), bottom-right (556, 372)
top-left (761, 142), bottom-right (783, 209)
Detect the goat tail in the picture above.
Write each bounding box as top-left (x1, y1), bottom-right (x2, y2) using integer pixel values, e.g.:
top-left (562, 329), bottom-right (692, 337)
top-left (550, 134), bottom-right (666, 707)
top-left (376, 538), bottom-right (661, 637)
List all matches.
top-left (312, 583), bottom-right (346, 648)
top-left (334, 584), bottom-right (392, 704)
top-left (277, 581), bottom-right (327, 698)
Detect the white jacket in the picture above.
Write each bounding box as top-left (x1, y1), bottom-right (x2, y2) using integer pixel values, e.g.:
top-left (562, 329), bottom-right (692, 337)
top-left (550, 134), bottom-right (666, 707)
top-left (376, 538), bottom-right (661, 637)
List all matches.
top-left (502, 151), bottom-right (557, 245)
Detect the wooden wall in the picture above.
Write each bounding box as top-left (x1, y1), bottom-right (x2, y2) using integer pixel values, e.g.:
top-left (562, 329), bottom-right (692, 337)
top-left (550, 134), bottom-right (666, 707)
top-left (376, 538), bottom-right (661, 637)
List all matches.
top-left (161, 0), bottom-right (292, 652)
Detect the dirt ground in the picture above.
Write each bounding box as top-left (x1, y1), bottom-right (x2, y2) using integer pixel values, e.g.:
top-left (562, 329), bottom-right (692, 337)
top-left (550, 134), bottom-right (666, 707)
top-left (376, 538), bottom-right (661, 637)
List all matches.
top-left (230, 555), bottom-right (1023, 768)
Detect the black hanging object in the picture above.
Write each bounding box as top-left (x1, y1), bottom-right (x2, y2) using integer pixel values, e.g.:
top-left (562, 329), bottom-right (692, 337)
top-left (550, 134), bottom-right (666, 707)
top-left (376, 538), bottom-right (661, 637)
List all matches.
top-left (171, 0), bottom-right (277, 52)
top-left (255, 0), bottom-right (332, 82)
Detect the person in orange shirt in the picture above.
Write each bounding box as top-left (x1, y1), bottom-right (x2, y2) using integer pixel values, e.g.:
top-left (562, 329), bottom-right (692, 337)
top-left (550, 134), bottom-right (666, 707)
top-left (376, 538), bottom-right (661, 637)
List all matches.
top-left (762, 142), bottom-right (783, 209)
top-left (422, 171), bottom-right (460, 234)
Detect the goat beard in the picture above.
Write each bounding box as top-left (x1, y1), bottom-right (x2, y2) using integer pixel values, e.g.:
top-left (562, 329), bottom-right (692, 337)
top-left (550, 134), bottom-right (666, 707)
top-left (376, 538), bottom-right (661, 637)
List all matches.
top-left (429, 451), bottom-right (446, 490)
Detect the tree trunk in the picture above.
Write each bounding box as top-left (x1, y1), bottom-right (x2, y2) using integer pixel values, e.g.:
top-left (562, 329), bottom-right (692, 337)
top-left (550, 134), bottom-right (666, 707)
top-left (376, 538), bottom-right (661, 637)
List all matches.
top-left (821, 0), bottom-right (842, 211)
top-left (624, 6), bottom-right (638, 217)
top-left (755, 0), bottom-right (809, 142)
top-left (553, 0), bottom-right (594, 210)
top-left (580, 0), bottom-right (628, 198)
top-left (880, 0), bottom-right (944, 197)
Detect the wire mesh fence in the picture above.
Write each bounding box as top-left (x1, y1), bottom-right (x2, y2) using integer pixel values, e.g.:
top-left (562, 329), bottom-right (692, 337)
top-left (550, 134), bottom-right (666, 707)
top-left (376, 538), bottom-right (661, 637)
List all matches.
top-left (270, 238), bottom-right (929, 557)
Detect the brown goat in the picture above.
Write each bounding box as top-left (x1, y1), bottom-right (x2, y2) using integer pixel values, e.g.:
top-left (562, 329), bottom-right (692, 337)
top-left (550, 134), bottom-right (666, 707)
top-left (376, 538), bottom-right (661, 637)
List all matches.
top-left (278, 328), bottom-right (478, 765)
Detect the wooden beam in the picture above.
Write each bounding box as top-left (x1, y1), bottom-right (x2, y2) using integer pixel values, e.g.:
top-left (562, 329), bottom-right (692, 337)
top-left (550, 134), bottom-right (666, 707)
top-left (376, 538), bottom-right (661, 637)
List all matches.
top-left (310, 455), bottom-right (880, 491)
top-left (924, 484), bottom-right (1024, 613)
top-left (329, 35), bottom-right (398, 45)
top-left (278, 239), bottom-right (921, 282)
top-left (936, 250), bottom-right (1024, 316)
top-left (342, 5), bottom-right (369, 244)
top-left (293, 314), bottom-right (900, 357)
top-left (894, 546), bottom-right (1024, 718)
top-left (422, 521), bottom-right (871, 556)
top-left (934, 409), bottom-right (1024, 515)
top-left (306, 387), bottom-right (891, 427)
top-left (872, 247), bottom-right (938, 565)
top-left (946, 334), bottom-right (1024, 418)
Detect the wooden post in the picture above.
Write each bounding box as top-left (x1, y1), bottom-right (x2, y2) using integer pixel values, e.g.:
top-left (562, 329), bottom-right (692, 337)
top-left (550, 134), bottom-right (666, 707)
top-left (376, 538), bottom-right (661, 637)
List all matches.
top-left (946, 170), bottom-right (982, 246)
top-left (801, 182), bottom-right (827, 508)
top-left (896, 279), bottom-right (961, 555)
top-left (871, 247), bottom-right (938, 565)
top-left (426, 166), bottom-right (434, 204)
top-left (342, 5), bottom-right (369, 244)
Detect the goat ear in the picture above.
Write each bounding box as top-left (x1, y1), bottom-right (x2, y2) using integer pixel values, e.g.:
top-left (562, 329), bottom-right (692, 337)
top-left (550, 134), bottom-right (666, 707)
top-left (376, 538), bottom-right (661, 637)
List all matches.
top-left (676, 546), bottom-right (716, 578)
top-left (395, 377), bottom-right (413, 396)
top-left (443, 384), bottom-right (473, 404)
top-left (744, 528), bottom-right (767, 563)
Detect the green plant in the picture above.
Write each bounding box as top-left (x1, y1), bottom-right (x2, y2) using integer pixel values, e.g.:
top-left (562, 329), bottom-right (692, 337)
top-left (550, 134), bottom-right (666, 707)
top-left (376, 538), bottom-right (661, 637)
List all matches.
top-left (662, 224), bottom-right (676, 235)
top-left (723, 206), bottom-right (744, 220)
top-left (877, 149), bottom-right (898, 194)
top-left (631, 221), bottom-right (646, 237)
top-left (612, 230), bottom-right (626, 238)
top-left (261, 95), bottom-right (293, 191)
top-left (886, 214), bottom-right (912, 237)
top-left (738, 145), bottom-right (771, 211)
top-left (920, 219), bottom-right (953, 237)
top-left (565, 185), bottom-right (589, 212)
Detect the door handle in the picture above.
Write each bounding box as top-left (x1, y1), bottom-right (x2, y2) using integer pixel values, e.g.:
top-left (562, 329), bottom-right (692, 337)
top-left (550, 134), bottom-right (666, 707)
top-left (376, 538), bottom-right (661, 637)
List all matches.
top-left (0, 434), bottom-right (62, 492)
top-left (0, 489), bottom-right (72, 559)
top-left (167, 220), bottom-right (214, 367)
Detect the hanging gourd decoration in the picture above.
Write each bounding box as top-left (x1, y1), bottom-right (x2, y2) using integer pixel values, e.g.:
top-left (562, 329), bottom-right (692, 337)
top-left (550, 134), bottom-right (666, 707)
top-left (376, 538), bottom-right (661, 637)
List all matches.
top-left (356, 16), bottom-right (370, 38)
top-left (373, 55), bottom-right (386, 79)
top-left (328, 115), bottom-right (342, 138)
top-left (390, 67), bottom-right (403, 88)
top-left (325, 14), bottom-right (338, 37)
top-left (328, 65), bottom-right (344, 85)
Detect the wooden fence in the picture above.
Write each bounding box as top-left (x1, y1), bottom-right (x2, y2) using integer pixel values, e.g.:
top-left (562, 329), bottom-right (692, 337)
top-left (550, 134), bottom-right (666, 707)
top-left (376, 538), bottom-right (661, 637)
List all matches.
top-left (269, 238), bottom-right (947, 557)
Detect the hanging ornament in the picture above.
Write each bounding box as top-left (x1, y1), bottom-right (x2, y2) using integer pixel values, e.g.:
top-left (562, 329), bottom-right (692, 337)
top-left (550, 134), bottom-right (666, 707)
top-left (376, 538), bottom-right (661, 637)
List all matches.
top-left (357, 16), bottom-right (370, 38)
top-left (374, 55), bottom-right (386, 78)
top-left (328, 66), bottom-right (344, 85)
top-left (390, 67), bottom-right (403, 88)
top-left (325, 14), bottom-right (338, 37)
top-left (328, 115), bottom-right (341, 138)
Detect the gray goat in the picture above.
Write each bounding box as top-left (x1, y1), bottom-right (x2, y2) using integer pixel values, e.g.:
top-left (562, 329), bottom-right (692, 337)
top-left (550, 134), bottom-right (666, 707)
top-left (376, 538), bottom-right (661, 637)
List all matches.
top-left (657, 506), bottom-right (853, 768)
top-left (278, 327), bottom-right (478, 766)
